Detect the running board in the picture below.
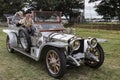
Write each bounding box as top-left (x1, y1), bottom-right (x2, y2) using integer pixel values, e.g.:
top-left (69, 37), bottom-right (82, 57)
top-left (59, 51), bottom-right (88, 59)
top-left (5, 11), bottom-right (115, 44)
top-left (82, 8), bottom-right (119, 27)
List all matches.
top-left (12, 47), bottom-right (38, 61)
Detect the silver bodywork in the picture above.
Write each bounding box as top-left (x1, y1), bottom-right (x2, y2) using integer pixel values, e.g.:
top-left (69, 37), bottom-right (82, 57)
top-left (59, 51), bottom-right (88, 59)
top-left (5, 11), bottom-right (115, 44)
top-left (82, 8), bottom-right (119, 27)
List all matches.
top-left (3, 26), bottom-right (99, 66)
top-left (3, 12), bottom-right (100, 67)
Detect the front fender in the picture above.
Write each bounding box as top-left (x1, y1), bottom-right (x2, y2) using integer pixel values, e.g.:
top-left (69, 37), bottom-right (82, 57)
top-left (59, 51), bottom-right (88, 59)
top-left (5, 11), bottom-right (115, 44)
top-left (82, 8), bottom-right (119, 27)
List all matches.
top-left (37, 42), bottom-right (68, 60)
top-left (3, 29), bottom-right (18, 47)
top-left (40, 42), bottom-right (68, 54)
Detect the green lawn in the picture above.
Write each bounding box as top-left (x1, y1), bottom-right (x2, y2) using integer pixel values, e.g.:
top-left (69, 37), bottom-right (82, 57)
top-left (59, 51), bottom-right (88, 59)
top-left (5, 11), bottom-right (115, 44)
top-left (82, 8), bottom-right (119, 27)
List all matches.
top-left (0, 27), bottom-right (120, 80)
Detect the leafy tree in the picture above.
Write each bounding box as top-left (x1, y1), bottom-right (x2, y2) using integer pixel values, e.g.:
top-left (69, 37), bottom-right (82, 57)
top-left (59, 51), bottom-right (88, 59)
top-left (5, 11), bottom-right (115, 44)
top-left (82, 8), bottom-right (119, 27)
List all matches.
top-left (89, 0), bottom-right (120, 21)
top-left (31, 0), bottom-right (84, 23)
top-left (54, 0), bottom-right (84, 23)
top-left (89, 0), bottom-right (100, 2)
top-left (0, 0), bottom-right (24, 20)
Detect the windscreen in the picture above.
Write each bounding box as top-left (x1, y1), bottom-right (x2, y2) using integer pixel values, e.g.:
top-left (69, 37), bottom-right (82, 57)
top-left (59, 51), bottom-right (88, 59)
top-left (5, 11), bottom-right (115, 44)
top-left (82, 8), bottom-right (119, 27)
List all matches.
top-left (34, 11), bottom-right (61, 23)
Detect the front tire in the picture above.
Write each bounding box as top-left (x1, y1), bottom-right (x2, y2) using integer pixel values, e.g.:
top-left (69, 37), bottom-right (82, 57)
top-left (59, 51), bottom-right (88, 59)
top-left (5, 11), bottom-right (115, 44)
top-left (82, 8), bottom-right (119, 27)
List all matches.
top-left (44, 47), bottom-right (66, 79)
top-left (85, 44), bottom-right (104, 68)
top-left (6, 35), bottom-right (14, 53)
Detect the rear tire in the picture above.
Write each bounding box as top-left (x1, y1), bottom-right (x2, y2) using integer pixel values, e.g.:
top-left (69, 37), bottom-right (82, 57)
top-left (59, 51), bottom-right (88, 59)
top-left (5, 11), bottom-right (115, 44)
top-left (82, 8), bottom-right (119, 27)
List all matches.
top-left (19, 28), bottom-right (31, 52)
top-left (44, 47), bottom-right (66, 79)
top-left (6, 35), bottom-right (14, 53)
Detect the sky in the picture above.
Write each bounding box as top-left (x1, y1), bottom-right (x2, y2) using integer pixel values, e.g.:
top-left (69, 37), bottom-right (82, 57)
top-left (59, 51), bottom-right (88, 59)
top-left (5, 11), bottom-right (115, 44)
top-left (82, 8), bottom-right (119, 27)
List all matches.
top-left (85, 0), bottom-right (102, 18)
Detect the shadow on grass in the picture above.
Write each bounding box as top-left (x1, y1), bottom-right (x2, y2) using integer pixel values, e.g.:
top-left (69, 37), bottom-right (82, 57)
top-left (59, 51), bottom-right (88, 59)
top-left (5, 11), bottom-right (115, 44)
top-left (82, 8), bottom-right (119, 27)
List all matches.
top-left (10, 50), bottom-right (104, 80)
top-left (13, 51), bottom-right (104, 80)
top-left (10, 50), bottom-right (44, 66)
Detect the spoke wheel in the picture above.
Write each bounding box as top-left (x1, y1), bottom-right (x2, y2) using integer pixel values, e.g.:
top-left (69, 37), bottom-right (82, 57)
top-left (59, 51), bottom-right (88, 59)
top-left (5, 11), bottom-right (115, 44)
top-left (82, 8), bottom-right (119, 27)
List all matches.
top-left (45, 47), bottom-right (66, 79)
top-left (19, 28), bottom-right (31, 52)
top-left (46, 50), bottom-right (60, 74)
top-left (85, 44), bottom-right (104, 68)
top-left (19, 31), bottom-right (28, 49)
top-left (6, 35), bottom-right (14, 53)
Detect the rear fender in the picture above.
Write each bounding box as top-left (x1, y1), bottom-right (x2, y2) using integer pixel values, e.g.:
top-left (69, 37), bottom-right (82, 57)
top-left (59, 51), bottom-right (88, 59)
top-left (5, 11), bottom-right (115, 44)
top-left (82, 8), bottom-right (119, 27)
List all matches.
top-left (3, 29), bottom-right (18, 47)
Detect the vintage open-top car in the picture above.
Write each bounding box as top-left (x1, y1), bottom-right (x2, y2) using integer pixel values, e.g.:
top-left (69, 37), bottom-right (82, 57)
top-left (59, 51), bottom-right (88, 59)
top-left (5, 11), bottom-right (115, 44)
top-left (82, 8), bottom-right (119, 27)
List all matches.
top-left (3, 11), bottom-right (104, 79)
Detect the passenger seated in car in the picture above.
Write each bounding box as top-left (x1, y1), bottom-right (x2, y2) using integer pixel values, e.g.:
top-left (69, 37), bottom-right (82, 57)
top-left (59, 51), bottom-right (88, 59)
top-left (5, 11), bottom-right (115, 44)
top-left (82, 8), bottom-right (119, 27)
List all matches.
top-left (12, 11), bottom-right (23, 26)
top-left (20, 10), bottom-right (35, 36)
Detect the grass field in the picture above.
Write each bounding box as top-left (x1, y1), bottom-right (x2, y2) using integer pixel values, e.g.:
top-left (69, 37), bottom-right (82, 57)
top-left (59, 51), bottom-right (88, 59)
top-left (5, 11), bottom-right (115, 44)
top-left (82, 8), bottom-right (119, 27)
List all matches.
top-left (0, 27), bottom-right (120, 80)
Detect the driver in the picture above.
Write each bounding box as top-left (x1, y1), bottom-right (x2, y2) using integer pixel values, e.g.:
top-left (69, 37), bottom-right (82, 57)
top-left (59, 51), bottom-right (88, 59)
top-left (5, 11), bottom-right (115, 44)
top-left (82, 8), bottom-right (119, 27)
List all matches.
top-left (20, 10), bottom-right (35, 36)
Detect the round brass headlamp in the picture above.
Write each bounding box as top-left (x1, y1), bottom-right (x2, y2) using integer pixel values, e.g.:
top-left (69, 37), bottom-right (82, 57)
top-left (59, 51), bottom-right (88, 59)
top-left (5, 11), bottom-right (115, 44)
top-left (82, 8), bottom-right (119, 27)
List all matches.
top-left (70, 40), bottom-right (80, 51)
top-left (88, 38), bottom-right (97, 48)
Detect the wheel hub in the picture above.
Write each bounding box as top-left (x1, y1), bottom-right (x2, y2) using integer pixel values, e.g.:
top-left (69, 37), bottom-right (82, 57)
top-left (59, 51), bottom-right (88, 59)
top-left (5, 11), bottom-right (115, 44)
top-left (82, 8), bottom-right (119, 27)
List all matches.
top-left (50, 58), bottom-right (57, 67)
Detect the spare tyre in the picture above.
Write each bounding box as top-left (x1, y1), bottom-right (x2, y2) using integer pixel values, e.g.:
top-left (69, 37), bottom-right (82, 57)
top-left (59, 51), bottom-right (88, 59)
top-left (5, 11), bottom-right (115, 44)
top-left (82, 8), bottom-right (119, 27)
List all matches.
top-left (19, 28), bottom-right (32, 52)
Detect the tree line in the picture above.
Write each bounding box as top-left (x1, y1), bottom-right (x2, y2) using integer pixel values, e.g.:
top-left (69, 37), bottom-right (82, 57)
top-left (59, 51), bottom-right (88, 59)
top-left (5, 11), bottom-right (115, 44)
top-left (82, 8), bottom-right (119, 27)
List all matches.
top-left (0, 0), bottom-right (120, 22)
top-left (90, 0), bottom-right (120, 21)
top-left (0, 0), bottom-right (24, 19)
